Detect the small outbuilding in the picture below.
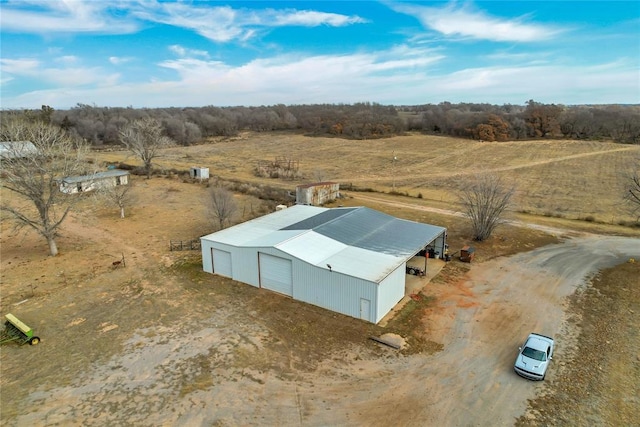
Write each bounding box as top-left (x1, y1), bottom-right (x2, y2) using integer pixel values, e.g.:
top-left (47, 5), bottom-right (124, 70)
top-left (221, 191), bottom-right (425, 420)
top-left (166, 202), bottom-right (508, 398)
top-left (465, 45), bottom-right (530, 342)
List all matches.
top-left (190, 167), bottom-right (209, 180)
top-left (296, 182), bottom-right (339, 206)
top-left (460, 245), bottom-right (476, 263)
top-left (59, 169), bottom-right (130, 194)
top-left (0, 141), bottom-right (38, 159)
top-left (201, 205), bottom-right (447, 323)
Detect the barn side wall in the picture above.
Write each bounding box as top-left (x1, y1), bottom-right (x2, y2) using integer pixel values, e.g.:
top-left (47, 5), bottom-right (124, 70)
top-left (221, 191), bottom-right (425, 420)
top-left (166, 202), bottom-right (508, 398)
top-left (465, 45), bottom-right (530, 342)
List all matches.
top-left (292, 261), bottom-right (379, 323)
top-left (200, 239), bottom-right (383, 323)
top-left (376, 264), bottom-right (406, 323)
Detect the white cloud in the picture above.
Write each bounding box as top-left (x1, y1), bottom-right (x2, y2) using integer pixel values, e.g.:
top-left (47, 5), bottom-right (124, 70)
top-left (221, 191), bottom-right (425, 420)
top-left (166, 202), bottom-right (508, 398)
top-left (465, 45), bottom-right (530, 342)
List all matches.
top-left (1, 1), bottom-right (366, 44)
top-left (44, 67), bottom-right (120, 87)
top-left (133, 2), bottom-right (367, 43)
top-left (1, 58), bottom-right (41, 74)
top-left (392, 2), bottom-right (563, 42)
top-left (133, 3), bottom-right (245, 43)
top-left (0, 75), bottom-right (15, 85)
top-left (168, 45), bottom-right (210, 58)
top-left (0, 0), bottom-right (139, 34)
top-left (109, 56), bottom-right (134, 65)
top-left (157, 45), bottom-right (442, 90)
top-left (268, 10), bottom-right (368, 27)
top-left (2, 47), bottom-right (638, 109)
top-left (1, 57), bottom-right (119, 87)
top-left (55, 55), bottom-right (79, 64)
top-left (425, 61), bottom-right (640, 104)
top-left (486, 51), bottom-right (550, 62)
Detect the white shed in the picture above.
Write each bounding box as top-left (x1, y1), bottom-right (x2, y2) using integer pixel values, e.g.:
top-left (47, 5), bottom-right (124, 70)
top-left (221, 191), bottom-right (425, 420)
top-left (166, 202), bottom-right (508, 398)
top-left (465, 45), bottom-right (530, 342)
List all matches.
top-left (190, 167), bottom-right (210, 180)
top-left (59, 169), bottom-right (130, 194)
top-left (201, 205), bottom-right (447, 323)
top-left (0, 141), bottom-right (38, 159)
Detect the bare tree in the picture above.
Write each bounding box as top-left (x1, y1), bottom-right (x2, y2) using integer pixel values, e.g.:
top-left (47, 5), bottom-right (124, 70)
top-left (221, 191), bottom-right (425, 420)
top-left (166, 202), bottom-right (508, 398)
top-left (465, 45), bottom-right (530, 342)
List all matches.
top-left (96, 183), bottom-right (136, 219)
top-left (119, 118), bottom-right (173, 178)
top-left (0, 118), bottom-right (90, 256)
top-left (312, 169), bottom-right (327, 182)
top-left (208, 187), bottom-right (237, 230)
top-left (458, 173), bottom-right (515, 241)
top-left (623, 158), bottom-right (640, 222)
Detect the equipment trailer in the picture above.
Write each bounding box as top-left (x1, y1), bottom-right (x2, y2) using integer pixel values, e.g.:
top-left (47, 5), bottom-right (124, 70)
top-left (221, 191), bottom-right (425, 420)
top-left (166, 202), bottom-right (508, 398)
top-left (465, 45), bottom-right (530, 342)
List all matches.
top-left (0, 313), bottom-right (40, 346)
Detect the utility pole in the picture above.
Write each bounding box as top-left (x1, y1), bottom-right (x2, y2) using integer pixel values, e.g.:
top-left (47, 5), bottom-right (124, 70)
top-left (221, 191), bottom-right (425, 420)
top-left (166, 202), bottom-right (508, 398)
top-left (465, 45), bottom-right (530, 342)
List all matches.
top-left (392, 151), bottom-right (397, 192)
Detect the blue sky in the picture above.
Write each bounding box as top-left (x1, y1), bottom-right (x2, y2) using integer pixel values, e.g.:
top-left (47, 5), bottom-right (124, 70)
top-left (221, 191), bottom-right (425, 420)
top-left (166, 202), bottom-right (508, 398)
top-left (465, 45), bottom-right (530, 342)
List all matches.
top-left (1, 0), bottom-right (639, 109)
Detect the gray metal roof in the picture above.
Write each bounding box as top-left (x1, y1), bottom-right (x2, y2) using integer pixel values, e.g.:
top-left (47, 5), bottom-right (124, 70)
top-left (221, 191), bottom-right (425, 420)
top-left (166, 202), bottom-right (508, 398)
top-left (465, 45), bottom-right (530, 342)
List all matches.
top-left (281, 208), bottom-right (356, 230)
top-left (204, 205), bottom-right (327, 246)
top-left (313, 207), bottom-right (443, 258)
top-left (61, 169), bottom-right (130, 184)
top-left (201, 205), bottom-right (446, 282)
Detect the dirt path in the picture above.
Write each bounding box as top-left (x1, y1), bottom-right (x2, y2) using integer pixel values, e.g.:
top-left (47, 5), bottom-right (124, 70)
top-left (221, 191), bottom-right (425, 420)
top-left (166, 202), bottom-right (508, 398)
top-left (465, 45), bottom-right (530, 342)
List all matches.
top-left (342, 145), bottom-right (639, 184)
top-left (354, 193), bottom-right (577, 236)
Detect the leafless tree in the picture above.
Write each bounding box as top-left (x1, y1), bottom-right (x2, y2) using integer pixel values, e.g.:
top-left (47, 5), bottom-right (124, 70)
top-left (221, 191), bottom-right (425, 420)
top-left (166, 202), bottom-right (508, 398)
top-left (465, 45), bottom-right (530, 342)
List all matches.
top-left (119, 118), bottom-right (173, 178)
top-left (623, 157), bottom-right (640, 222)
top-left (458, 173), bottom-right (515, 241)
top-left (208, 187), bottom-right (238, 230)
top-left (0, 118), bottom-right (90, 256)
top-left (96, 183), bottom-right (136, 219)
top-left (312, 169), bottom-right (327, 182)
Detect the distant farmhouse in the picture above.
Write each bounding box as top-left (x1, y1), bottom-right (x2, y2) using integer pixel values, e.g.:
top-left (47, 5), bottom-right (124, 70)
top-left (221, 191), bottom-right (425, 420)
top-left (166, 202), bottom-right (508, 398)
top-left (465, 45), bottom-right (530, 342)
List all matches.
top-left (59, 169), bottom-right (130, 194)
top-left (0, 141), bottom-right (38, 159)
top-left (201, 205), bottom-right (447, 323)
top-left (296, 182), bottom-right (340, 206)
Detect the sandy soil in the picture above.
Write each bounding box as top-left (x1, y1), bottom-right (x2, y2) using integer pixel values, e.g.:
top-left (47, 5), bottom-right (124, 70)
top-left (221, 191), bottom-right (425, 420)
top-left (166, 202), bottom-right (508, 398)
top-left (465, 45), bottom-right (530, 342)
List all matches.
top-left (1, 180), bottom-right (639, 426)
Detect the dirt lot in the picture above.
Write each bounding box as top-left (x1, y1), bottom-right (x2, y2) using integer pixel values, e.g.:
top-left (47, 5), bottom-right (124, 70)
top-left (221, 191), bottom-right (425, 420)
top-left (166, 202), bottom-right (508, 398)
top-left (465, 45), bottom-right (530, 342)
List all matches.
top-left (2, 134), bottom-right (640, 426)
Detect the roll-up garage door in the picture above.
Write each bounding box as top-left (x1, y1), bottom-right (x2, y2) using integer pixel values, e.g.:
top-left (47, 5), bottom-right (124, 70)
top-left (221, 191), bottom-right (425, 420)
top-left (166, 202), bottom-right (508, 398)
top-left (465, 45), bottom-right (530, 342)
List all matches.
top-left (259, 253), bottom-right (293, 296)
top-left (212, 248), bottom-right (232, 277)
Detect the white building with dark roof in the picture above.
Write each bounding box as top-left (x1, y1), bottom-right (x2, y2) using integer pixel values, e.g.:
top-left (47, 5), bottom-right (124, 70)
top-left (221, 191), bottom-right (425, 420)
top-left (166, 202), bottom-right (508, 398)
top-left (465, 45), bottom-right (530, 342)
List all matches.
top-left (201, 205), bottom-right (446, 323)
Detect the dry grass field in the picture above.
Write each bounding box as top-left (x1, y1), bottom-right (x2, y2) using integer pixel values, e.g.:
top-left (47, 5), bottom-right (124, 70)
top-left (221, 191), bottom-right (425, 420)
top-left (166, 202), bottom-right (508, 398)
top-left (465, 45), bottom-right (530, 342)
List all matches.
top-left (96, 132), bottom-right (640, 225)
top-left (1, 131), bottom-right (639, 426)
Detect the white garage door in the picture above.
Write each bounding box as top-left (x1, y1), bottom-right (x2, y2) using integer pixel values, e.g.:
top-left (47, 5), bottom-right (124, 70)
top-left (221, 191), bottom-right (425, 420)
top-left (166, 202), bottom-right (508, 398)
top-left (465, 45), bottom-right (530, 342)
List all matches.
top-left (212, 248), bottom-right (232, 277)
top-left (259, 253), bottom-right (293, 296)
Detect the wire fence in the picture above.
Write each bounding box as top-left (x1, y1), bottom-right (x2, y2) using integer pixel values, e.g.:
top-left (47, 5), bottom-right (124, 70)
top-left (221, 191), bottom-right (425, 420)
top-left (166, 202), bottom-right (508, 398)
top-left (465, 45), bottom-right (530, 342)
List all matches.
top-left (169, 240), bottom-right (201, 251)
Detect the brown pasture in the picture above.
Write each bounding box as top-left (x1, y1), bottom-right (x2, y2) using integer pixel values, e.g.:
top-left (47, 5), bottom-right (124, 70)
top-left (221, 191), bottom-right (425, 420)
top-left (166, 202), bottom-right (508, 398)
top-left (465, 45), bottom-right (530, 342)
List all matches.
top-left (95, 132), bottom-right (640, 225)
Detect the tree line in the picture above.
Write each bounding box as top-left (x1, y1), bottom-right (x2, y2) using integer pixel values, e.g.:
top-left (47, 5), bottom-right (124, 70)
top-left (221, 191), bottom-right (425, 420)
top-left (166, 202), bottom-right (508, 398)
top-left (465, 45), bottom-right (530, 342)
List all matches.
top-left (404, 100), bottom-right (640, 143)
top-left (2, 108), bottom-right (639, 257)
top-left (3, 100), bottom-right (638, 145)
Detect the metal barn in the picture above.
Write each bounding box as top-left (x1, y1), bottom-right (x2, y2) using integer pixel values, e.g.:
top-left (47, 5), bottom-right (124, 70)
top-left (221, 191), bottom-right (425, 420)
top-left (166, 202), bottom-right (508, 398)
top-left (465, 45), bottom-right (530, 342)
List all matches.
top-left (201, 205), bottom-right (446, 324)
